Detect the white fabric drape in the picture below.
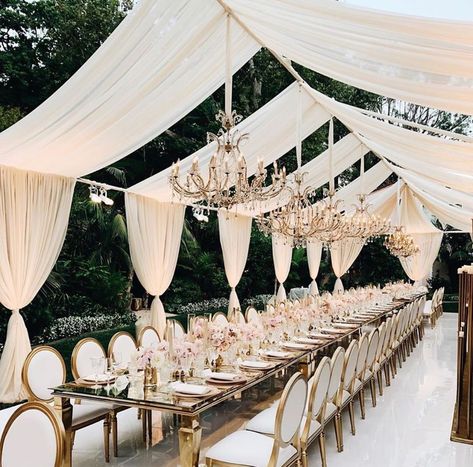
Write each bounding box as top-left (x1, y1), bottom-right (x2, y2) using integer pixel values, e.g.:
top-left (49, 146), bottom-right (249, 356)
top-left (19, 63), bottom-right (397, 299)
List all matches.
top-left (0, 0), bottom-right (259, 176)
top-left (397, 187), bottom-right (443, 282)
top-left (225, 0), bottom-right (473, 115)
top-left (272, 238), bottom-right (293, 302)
top-left (218, 212), bottom-right (252, 312)
top-left (129, 83), bottom-right (330, 200)
top-left (330, 239), bottom-right (365, 293)
top-left (0, 167), bottom-right (75, 402)
top-left (305, 85), bottom-right (473, 193)
top-left (306, 241), bottom-right (322, 295)
top-left (125, 194), bottom-right (185, 339)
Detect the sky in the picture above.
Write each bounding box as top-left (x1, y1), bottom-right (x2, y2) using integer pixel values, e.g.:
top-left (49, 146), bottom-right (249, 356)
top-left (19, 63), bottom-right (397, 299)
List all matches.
top-left (346, 0), bottom-right (473, 20)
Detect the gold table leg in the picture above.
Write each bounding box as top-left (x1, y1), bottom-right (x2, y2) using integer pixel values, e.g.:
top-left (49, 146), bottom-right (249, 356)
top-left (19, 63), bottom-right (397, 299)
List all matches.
top-left (54, 396), bottom-right (73, 467)
top-left (179, 415), bottom-right (202, 467)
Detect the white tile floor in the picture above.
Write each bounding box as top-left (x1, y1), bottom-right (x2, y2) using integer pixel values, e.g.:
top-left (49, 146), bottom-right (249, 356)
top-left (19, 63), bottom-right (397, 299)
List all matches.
top-left (72, 314), bottom-right (473, 467)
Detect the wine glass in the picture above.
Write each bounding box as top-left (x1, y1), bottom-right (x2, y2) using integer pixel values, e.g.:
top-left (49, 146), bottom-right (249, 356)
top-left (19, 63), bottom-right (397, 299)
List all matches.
top-left (104, 357), bottom-right (113, 389)
top-left (91, 356), bottom-right (105, 389)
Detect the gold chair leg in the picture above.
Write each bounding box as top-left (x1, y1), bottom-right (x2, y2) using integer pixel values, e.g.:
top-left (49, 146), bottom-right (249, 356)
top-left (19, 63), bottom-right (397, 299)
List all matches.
top-left (111, 412), bottom-right (118, 457)
top-left (334, 412), bottom-right (344, 452)
top-left (319, 431), bottom-right (327, 467)
top-left (397, 349), bottom-right (403, 368)
top-left (384, 362), bottom-right (391, 387)
top-left (301, 446), bottom-right (308, 467)
top-left (103, 415), bottom-right (110, 463)
top-left (377, 370), bottom-right (384, 396)
top-left (359, 389), bottom-right (366, 419)
top-left (348, 401), bottom-right (356, 435)
top-left (370, 378), bottom-right (377, 407)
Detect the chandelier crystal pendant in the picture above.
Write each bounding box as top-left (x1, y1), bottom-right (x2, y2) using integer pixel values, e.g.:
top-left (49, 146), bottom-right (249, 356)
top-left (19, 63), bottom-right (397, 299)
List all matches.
top-left (169, 15), bottom-right (287, 210)
top-left (384, 226), bottom-right (420, 258)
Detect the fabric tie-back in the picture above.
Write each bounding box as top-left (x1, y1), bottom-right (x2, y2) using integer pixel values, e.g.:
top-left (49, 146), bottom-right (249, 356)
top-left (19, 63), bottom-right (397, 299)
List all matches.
top-left (0, 167), bottom-right (75, 402)
top-left (218, 212), bottom-right (252, 313)
top-left (330, 238), bottom-right (365, 293)
top-left (125, 194), bottom-right (185, 339)
top-left (272, 237), bottom-right (293, 302)
top-left (306, 240), bottom-right (322, 295)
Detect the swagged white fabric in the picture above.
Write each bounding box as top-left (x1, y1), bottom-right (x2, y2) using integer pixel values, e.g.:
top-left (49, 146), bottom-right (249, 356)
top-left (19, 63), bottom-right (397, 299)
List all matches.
top-left (218, 212), bottom-right (252, 312)
top-left (225, 0), bottom-right (473, 115)
top-left (397, 187), bottom-right (443, 282)
top-left (0, 168), bottom-right (75, 403)
top-left (305, 85), bottom-right (473, 193)
top-left (125, 194), bottom-right (185, 338)
top-left (0, 0), bottom-right (259, 176)
top-left (330, 239), bottom-right (365, 293)
top-left (272, 238), bottom-right (293, 302)
top-left (306, 241), bottom-right (322, 296)
top-left (128, 83), bottom-right (330, 201)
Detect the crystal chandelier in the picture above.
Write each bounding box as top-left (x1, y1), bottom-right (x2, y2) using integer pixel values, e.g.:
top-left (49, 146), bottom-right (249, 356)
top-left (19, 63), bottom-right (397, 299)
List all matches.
top-left (384, 226), bottom-right (420, 258)
top-left (169, 16), bottom-right (287, 210)
top-left (256, 173), bottom-right (344, 248)
top-left (343, 193), bottom-right (391, 242)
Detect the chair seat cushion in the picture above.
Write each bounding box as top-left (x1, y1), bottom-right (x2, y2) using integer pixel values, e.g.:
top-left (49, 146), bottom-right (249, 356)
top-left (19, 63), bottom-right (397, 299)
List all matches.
top-left (363, 369), bottom-right (373, 382)
top-left (354, 379), bottom-right (362, 392)
top-left (72, 403), bottom-right (110, 427)
top-left (325, 402), bottom-right (337, 420)
top-left (246, 406), bottom-right (277, 435)
top-left (206, 430), bottom-right (297, 467)
top-left (301, 415), bottom-right (321, 438)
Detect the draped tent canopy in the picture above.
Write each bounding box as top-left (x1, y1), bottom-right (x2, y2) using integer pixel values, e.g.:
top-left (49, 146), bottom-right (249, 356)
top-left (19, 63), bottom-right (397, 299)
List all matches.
top-left (0, 0), bottom-right (472, 402)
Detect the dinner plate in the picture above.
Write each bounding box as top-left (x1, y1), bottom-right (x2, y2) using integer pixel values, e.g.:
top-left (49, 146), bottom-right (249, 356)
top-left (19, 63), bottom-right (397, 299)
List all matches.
top-left (262, 350), bottom-right (294, 359)
top-left (206, 375), bottom-right (247, 385)
top-left (239, 360), bottom-right (275, 370)
top-left (282, 342), bottom-right (313, 351)
top-left (174, 386), bottom-right (220, 399)
top-left (81, 374), bottom-right (116, 384)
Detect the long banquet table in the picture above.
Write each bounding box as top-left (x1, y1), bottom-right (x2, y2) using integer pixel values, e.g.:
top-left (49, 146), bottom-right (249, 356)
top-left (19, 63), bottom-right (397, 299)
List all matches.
top-left (52, 295), bottom-right (422, 467)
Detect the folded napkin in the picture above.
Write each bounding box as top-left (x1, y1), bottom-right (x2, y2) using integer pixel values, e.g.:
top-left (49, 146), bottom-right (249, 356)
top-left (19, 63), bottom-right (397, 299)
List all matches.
top-left (332, 323), bottom-right (358, 329)
top-left (240, 360), bottom-right (272, 369)
top-left (205, 371), bottom-right (241, 381)
top-left (264, 350), bottom-right (292, 359)
top-left (83, 374), bottom-right (114, 383)
top-left (320, 327), bottom-right (345, 334)
top-left (294, 337), bottom-right (320, 345)
top-left (283, 342), bottom-right (310, 350)
top-left (170, 382), bottom-right (210, 396)
top-left (308, 333), bottom-right (332, 340)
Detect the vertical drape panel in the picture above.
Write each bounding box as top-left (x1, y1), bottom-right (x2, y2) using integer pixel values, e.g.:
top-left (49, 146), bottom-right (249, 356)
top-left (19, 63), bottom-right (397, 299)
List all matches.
top-left (307, 240), bottom-right (322, 295)
top-left (218, 212), bottom-right (252, 312)
top-left (125, 194), bottom-right (185, 338)
top-left (272, 237), bottom-right (293, 301)
top-left (399, 233), bottom-right (443, 282)
top-left (0, 167), bottom-right (75, 402)
top-left (330, 238), bottom-right (365, 293)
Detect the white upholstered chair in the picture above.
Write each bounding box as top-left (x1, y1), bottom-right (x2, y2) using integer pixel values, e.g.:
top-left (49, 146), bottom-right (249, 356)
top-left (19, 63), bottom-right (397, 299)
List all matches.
top-left (363, 328), bottom-right (380, 407)
top-left (323, 346), bottom-right (345, 451)
top-left (333, 339), bottom-right (359, 451)
top-left (353, 333), bottom-right (369, 419)
top-left (374, 322), bottom-right (387, 396)
top-left (301, 357), bottom-right (331, 467)
top-left (245, 306), bottom-right (261, 325)
top-left (168, 319), bottom-right (186, 340)
top-left (23, 345), bottom-right (112, 462)
top-left (206, 372), bottom-right (308, 467)
top-left (230, 309), bottom-right (246, 324)
top-left (72, 337), bottom-right (107, 380)
top-left (108, 331), bottom-right (137, 365)
top-left (0, 401), bottom-right (65, 467)
top-left (137, 326), bottom-right (161, 349)
top-left (212, 312), bottom-right (229, 327)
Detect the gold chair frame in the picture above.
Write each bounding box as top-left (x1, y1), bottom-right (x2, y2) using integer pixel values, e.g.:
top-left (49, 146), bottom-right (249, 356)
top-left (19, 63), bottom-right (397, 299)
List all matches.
top-left (206, 372), bottom-right (307, 467)
top-left (0, 401), bottom-right (65, 467)
top-left (137, 325), bottom-right (161, 348)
